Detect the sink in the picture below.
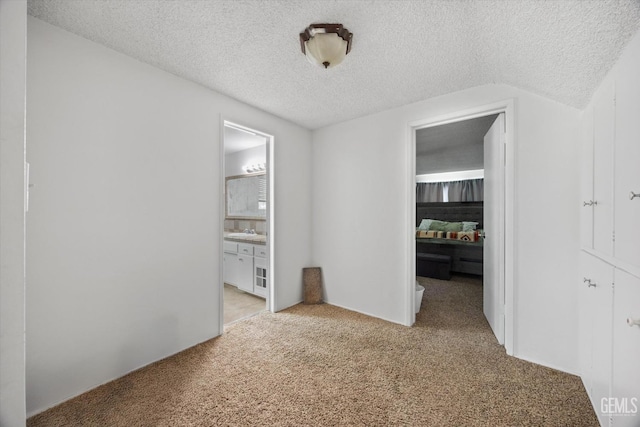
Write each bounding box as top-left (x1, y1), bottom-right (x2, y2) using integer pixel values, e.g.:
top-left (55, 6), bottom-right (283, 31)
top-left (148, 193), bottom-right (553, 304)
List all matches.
top-left (225, 233), bottom-right (265, 242)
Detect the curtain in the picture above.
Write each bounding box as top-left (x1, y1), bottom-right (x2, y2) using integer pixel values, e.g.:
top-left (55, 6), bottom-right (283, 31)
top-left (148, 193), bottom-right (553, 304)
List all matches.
top-left (448, 178), bottom-right (484, 202)
top-left (416, 182), bottom-right (445, 202)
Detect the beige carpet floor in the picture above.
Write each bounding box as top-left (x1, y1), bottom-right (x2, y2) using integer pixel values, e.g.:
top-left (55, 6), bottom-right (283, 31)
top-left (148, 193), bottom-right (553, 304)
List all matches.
top-left (223, 284), bottom-right (265, 325)
top-left (28, 275), bottom-right (597, 426)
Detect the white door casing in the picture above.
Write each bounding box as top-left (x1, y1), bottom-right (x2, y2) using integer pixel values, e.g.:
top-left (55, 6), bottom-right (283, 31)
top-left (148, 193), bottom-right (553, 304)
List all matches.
top-left (483, 113), bottom-right (506, 345)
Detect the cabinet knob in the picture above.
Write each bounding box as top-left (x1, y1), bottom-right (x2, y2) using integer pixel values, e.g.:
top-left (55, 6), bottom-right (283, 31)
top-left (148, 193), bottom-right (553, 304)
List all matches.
top-left (582, 201), bottom-right (593, 207)
top-left (583, 277), bottom-right (596, 287)
top-left (630, 191), bottom-right (640, 200)
top-left (627, 317), bottom-right (640, 327)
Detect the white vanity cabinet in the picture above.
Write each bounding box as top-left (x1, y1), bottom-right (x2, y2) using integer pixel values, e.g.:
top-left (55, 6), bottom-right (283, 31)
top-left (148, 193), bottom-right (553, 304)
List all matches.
top-left (237, 243), bottom-right (254, 293)
top-left (224, 240), bottom-right (268, 298)
top-left (223, 241), bottom-right (238, 287)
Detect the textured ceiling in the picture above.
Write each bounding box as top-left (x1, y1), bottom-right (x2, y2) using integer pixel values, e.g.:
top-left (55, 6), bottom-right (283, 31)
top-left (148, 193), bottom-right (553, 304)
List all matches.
top-left (27, 0), bottom-right (640, 130)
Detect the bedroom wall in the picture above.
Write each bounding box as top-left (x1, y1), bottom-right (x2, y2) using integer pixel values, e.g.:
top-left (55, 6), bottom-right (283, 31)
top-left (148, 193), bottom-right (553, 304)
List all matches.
top-left (311, 83), bottom-right (581, 374)
top-left (0, 1), bottom-right (27, 425)
top-left (26, 17), bottom-right (312, 415)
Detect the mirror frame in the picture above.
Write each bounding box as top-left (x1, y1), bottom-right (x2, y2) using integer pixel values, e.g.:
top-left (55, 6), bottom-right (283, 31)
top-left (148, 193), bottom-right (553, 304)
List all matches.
top-left (225, 172), bottom-right (267, 220)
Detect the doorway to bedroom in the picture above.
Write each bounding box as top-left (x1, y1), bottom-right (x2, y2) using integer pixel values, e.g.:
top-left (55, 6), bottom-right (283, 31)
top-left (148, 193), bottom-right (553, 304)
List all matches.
top-left (409, 102), bottom-right (513, 353)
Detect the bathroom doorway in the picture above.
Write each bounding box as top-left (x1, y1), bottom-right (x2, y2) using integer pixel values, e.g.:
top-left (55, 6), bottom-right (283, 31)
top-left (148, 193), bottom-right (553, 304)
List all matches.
top-left (221, 121), bottom-right (274, 329)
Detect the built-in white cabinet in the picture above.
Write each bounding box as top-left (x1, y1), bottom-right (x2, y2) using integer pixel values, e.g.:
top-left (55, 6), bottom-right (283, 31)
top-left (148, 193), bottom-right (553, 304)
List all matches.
top-left (580, 252), bottom-right (614, 426)
top-left (580, 34), bottom-right (640, 426)
top-left (224, 240), bottom-right (268, 298)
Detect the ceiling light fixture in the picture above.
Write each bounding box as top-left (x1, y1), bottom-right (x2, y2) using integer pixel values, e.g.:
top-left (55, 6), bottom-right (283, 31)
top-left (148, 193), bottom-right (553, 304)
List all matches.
top-left (300, 23), bottom-right (353, 69)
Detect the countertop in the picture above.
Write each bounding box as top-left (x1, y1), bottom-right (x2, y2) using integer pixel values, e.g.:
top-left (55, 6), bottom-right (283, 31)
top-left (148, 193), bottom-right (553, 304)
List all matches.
top-left (223, 232), bottom-right (266, 245)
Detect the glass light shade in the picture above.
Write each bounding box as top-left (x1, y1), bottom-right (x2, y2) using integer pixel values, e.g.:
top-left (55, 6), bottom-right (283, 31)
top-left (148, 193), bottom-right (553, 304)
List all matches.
top-left (304, 32), bottom-right (348, 69)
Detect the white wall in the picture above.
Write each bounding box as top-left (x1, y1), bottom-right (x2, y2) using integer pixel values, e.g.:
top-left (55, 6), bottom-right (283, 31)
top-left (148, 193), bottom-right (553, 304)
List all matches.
top-left (225, 145), bottom-right (266, 178)
top-left (311, 84), bottom-right (581, 373)
top-left (0, 1), bottom-right (27, 425)
top-left (26, 17), bottom-right (311, 415)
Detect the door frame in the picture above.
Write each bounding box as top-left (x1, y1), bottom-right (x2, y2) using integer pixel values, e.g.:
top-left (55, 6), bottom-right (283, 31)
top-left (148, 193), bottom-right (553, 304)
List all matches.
top-left (219, 118), bottom-right (275, 334)
top-left (406, 99), bottom-right (515, 355)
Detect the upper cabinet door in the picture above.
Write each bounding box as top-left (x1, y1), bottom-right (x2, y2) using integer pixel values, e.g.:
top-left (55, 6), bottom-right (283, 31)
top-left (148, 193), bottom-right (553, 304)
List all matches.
top-left (580, 105), bottom-right (595, 249)
top-left (593, 78), bottom-right (615, 257)
top-left (615, 50), bottom-right (640, 269)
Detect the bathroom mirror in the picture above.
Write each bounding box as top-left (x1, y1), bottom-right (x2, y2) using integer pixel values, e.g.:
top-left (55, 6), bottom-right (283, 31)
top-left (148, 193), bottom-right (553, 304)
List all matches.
top-left (225, 173), bottom-right (266, 219)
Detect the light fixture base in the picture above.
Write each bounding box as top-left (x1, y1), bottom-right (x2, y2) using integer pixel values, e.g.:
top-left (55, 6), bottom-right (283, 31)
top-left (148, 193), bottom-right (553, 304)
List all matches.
top-left (300, 23), bottom-right (353, 69)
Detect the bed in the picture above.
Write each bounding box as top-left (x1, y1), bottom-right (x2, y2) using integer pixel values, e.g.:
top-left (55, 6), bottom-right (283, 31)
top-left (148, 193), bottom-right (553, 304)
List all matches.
top-left (416, 202), bottom-right (483, 276)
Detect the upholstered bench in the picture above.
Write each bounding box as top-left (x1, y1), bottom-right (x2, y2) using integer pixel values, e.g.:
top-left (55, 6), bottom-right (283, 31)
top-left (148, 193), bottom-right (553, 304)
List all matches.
top-left (416, 253), bottom-right (452, 280)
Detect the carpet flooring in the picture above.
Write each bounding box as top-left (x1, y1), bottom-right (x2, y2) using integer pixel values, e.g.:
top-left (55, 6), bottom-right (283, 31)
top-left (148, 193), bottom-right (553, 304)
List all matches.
top-left (28, 275), bottom-right (598, 426)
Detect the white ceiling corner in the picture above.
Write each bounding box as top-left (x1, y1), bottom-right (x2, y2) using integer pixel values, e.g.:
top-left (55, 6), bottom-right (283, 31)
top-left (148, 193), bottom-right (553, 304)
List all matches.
top-left (27, 0), bottom-right (640, 130)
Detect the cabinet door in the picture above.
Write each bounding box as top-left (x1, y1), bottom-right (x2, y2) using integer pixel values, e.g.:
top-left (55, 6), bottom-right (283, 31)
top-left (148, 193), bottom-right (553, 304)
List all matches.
top-left (223, 252), bottom-right (238, 286)
top-left (237, 254), bottom-right (254, 293)
top-left (579, 252), bottom-right (595, 391)
top-left (593, 78), bottom-right (615, 256)
top-left (614, 51), bottom-right (640, 269)
top-left (253, 255), bottom-right (267, 298)
top-left (580, 252), bottom-right (614, 426)
top-left (580, 106), bottom-right (595, 249)
top-left (611, 270), bottom-right (640, 426)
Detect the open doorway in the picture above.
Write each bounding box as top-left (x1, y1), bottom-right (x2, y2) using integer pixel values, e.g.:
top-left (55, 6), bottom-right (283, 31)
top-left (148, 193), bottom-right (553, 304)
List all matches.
top-left (221, 121), bottom-right (274, 328)
top-left (408, 101), bottom-right (514, 354)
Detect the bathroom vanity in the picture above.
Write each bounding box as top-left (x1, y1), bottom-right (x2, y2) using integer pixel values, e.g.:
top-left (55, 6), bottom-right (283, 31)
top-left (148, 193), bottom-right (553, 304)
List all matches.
top-left (223, 236), bottom-right (268, 298)
top-left (223, 171), bottom-right (268, 298)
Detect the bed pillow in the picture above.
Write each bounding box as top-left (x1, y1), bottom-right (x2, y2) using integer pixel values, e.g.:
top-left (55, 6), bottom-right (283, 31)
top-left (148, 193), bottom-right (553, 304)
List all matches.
top-left (428, 220), bottom-right (447, 231)
top-left (462, 221), bottom-right (479, 232)
top-left (418, 219), bottom-right (433, 231)
top-left (444, 222), bottom-right (463, 232)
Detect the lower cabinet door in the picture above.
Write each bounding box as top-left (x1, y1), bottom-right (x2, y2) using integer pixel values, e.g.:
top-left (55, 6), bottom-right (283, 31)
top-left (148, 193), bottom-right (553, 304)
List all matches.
top-left (611, 269), bottom-right (640, 426)
top-left (253, 256), bottom-right (267, 298)
top-left (579, 252), bottom-right (595, 393)
top-left (237, 254), bottom-right (254, 293)
top-left (223, 252), bottom-right (238, 286)
top-left (581, 252), bottom-right (614, 426)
